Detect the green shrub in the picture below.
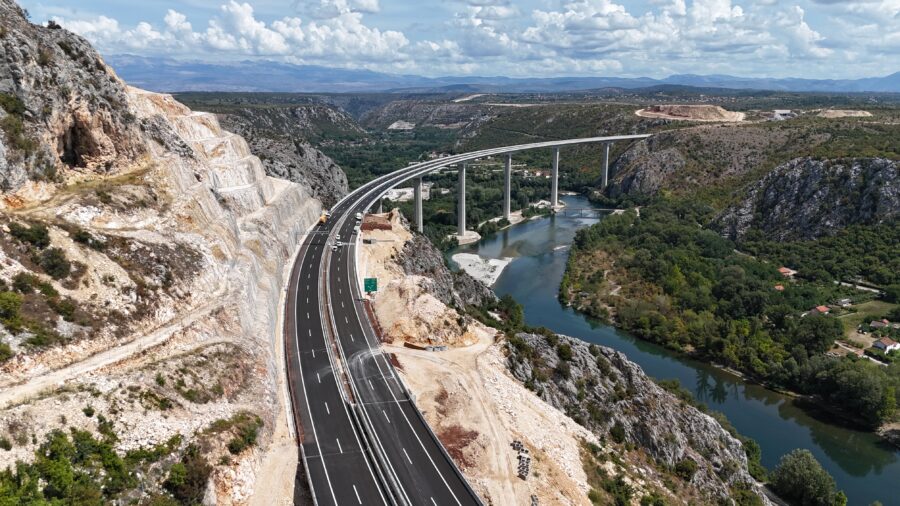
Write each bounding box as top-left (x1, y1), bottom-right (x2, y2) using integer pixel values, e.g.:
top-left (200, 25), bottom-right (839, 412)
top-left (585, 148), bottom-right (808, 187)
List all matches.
top-left (0, 437), bottom-right (11, 451)
top-left (39, 247), bottom-right (71, 279)
top-left (602, 475), bottom-right (634, 506)
top-left (610, 421), bottom-right (626, 444)
top-left (557, 343), bottom-right (573, 361)
top-left (0, 93), bottom-right (26, 116)
top-left (0, 291), bottom-right (23, 320)
top-left (164, 444), bottom-right (212, 504)
top-left (772, 449), bottom-right (846, 506)
top-left (9, 222), bottom-right (50, 248)
top-left (674, 458), bottom-right (698, 481)
top-left (12, 272), bottom-right (35, 293)
top-left (82, 405), bottom-right (95, 418)
top-left (0, 340), bottom-right (12, 362)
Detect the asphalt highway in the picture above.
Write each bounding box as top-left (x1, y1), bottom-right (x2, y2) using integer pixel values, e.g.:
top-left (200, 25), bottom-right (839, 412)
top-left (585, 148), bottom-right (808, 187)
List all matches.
top-left (285, 134), bottom-right (651, 505)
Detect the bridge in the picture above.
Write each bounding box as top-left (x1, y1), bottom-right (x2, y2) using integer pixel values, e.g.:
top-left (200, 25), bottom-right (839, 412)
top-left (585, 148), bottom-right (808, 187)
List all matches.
top-left (284, 134), bottom-right (650, 505)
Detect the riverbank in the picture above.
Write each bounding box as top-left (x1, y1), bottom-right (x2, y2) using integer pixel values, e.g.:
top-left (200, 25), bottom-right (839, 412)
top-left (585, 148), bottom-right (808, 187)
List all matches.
top-left (451, 253), bottom-right (512, 287)
top-left (455, 195), bottom-right (899, 506)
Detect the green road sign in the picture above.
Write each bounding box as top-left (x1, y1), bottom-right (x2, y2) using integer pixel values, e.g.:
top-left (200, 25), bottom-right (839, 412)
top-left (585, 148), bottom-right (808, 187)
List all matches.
top-left (364, 278), bottom-right (378, 293)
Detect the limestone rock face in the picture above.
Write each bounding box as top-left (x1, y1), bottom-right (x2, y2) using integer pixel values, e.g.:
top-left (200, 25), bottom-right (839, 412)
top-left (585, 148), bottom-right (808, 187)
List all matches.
top-left (0, 0), bottom-right (145, 189)
top-left (717, 157), bottom-right (899, 241)
top-left (397, 232), bottom-right (496, 309)
top-left (210, 106), bottom-right (353, 207)
top-left (507, 332), bottom-right (768, 504)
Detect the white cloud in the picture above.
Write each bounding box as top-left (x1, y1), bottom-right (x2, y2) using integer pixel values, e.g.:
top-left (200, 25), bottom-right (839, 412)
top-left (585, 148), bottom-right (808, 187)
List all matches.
top-left (46, 0), bottom-right (896, 78)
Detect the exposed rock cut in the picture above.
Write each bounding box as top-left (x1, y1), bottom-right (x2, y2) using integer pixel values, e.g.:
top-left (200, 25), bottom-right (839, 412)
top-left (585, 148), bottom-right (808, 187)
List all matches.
top-left (636, 104), bottom-right (745, 122)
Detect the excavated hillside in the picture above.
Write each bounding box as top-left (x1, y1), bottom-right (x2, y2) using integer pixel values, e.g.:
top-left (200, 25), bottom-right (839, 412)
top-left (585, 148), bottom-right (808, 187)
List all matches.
top-left (0, 3), bottom-right (324, 503)
top-left (361, 215), bottom-right (770, 505)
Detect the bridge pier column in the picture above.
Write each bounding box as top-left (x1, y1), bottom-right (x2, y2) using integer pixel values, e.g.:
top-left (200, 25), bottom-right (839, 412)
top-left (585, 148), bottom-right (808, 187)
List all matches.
top-left (551, 147), bottom-right (560, 208)
top-left (601, 142), bottom-right (612, 188)
top-left (414, 177), bottom-right (423, 233)
top-left (458, 163), bottom-right (466, 236)
top-left (503, 154), bottom-right (512, 220)
top-left (377, 199), bottom-right (383, 214)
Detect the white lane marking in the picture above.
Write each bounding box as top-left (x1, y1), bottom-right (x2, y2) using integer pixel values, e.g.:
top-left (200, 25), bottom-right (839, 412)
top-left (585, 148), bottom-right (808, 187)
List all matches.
top-left (431, 498), bottom-right (437, 506)
top-left (368, 379), bottom-right (374, 390)
top-left (306, 285), bottom-right (309, 291)
top-left (291, 242), bottom-right (338, 506)
top-left (382, 410), bottom-right (390, 423)
top-left (306, 297), bottom-right (309, 304)
top-left (344, 316), bottom-right (349, 324)
top-left (403, 447), bottom-right (412, 464)
top-left (308, 329), bottom-right (312, 337)
top-left (336, 438), bottom-right (343, 453)
top-left (353, 485), bottom-right (362, 505)
top-left (306, 312), bottom-right (310, 320)
top-left (317, 372), bottom-right (321, 383)
top-left (341, 301), bottom-right (345, 308)
top-left (311, 349), bottom-right (315, 358)
top-left (339, 288), bottom-right (342, 295)
top-left (325, 402), bottom-right (330, 415)
top-left (350, 333), bottom-right (355, 342)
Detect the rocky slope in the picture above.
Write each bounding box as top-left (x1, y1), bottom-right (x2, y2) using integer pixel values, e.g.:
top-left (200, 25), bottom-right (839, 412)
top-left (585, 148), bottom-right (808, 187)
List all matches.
top-left (0, 0), bottom-right (146, 190)
top-left (507, 332), bottom-right (768, 504)
top-left (207, 106), bottom-right (354, 208)
top-left (717, 157), bottom-right (899, 241)
top-left (0, 3), bottom-right (323, 503)
top-left (360, 99), bottom-right (495, 130)
top-left (397, 232), bottom-right (495, 310)
top-left (604, 124), bottom-right (826, 199)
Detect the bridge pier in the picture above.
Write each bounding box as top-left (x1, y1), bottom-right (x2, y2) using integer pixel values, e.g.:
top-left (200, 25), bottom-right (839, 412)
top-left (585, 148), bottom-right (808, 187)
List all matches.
top-left (458, 163), bottom-right (466, 236)
top-left (414, 177), bottom-right (423, 233)
top-left (503, 154), bottom-right (512, 220)
top-left (601, 142), bottom-right (611, 188)
top-left (551, 147), bottom-right (560, 208)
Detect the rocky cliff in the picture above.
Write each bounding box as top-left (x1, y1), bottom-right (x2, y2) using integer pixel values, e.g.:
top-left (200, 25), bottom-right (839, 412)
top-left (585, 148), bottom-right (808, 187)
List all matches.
top-left (507, 332), bottom-right (768, 504)
top-left (0, 3), bottom-right (321, 503)
top-left (604, 124), bottom-right (827, 199)
top-left (717, 157), bottom-right (899, 241)
top-left (397, 232), bottom-right (495, 310)
top-left (209, 106), bottom-right (353, 208)
top-left (0, 0), bottom-right (146, 190)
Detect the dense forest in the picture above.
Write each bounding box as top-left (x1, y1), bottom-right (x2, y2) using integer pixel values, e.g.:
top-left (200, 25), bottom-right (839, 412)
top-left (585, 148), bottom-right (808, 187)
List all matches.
top-left (562, 198), bottom-right (899, 428)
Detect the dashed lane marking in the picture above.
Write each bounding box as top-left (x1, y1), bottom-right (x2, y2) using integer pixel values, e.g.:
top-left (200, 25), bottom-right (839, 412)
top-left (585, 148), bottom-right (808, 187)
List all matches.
top-left (336, 438), bottom-right (343, 454)
top-left (403, 447), bottom-right (413, 465)
top-left (354, 485), bottom-right (362, 505)
top-left (325, 402), bottom-right (330, 415)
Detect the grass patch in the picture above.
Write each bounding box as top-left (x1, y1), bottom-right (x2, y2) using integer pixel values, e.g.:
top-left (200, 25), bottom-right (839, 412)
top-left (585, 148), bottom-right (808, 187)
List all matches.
top-left (838, 300), bottom-right (898, 335)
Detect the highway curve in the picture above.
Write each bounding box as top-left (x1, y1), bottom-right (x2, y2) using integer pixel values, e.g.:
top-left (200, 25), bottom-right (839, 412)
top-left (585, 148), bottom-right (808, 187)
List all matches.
top-left (284, 134), bottom-right (650, 505)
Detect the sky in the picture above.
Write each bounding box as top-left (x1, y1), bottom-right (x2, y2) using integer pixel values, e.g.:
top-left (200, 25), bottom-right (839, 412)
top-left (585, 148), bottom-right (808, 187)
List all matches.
top-left (17, 0), bottom-right (900, 79)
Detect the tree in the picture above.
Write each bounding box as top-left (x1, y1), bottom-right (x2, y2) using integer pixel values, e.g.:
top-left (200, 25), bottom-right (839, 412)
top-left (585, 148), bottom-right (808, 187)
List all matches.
top-left (772, 449), bottom-right (845, 506)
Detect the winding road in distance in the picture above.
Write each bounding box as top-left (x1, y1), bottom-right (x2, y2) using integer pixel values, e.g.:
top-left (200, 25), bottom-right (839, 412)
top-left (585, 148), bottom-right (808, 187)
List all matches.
top-left (284, 134), bottom-right (651, 505)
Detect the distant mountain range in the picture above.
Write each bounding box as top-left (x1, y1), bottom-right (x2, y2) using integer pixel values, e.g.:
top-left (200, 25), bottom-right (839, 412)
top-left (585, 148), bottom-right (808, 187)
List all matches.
top-left (106, 55), bottom-right (900, 94)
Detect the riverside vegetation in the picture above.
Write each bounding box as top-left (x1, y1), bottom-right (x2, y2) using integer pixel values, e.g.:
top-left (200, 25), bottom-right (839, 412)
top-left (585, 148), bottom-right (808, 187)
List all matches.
top-left (562, 199), bottom-right (898, 429)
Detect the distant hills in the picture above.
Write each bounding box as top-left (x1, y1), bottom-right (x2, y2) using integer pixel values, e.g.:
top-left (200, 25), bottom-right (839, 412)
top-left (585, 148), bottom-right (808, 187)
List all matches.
top-left (106, 55), bottom-right (900, 94)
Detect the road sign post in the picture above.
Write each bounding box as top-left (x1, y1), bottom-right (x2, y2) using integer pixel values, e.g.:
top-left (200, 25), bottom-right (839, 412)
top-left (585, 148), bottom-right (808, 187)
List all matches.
top-left (364, 277), bottom-right (378, 293)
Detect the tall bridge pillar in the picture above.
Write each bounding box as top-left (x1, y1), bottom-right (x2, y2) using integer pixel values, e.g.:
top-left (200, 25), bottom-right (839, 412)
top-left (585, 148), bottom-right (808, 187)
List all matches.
top-left (503, 154), bottom-right (512, 220)
top-left (458, 163), bottom-right (466, 236)
top-left (601, 142), bottom-right (612, 188)
top-left (414, 177), bottom-right (424, 233)
top-left (551, 147), bottom-right (560, 208)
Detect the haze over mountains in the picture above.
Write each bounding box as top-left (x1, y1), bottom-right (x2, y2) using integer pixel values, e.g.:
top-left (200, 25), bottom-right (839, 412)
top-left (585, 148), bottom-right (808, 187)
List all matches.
top-left (107, 55), bottom-right (900, 94)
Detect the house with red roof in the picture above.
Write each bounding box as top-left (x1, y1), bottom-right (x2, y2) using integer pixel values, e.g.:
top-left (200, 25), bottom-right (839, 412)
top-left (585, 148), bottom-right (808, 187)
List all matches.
top-left (873, 337), bottom-right (900, 353)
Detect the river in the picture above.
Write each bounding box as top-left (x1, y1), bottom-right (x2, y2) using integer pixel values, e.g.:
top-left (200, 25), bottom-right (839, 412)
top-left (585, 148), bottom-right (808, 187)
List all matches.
top-left (449, 195), bottom-right (899, 506)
